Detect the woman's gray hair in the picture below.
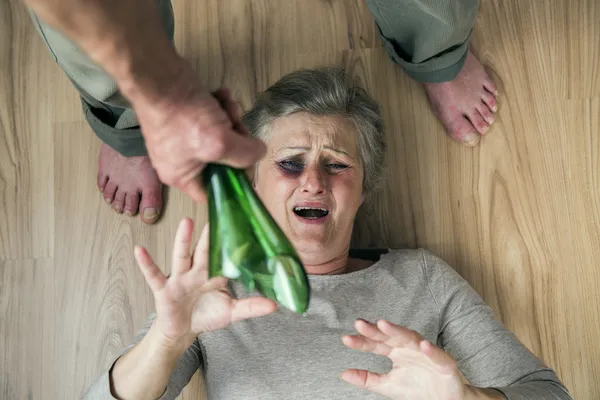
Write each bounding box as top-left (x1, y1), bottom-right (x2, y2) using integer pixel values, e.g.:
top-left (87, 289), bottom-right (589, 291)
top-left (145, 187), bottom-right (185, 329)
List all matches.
top-left (242, 67), bottom-right (386, 195)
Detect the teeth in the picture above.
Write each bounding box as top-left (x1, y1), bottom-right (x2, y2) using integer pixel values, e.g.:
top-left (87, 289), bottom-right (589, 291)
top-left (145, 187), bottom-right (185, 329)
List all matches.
top-left (294, 206), bottom-right (327, 212)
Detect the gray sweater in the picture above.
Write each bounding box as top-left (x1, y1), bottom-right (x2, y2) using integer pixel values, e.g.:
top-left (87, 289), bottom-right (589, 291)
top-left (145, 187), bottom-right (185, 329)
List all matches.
top-left (84, 249), bottom-right (572, 399)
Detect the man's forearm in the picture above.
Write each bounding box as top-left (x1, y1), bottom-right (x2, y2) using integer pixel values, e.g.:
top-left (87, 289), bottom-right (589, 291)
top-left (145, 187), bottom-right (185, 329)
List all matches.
top-left (23, 0), bottom-right (188, 107)
top-left (110, 322), bottom-right (193, 400)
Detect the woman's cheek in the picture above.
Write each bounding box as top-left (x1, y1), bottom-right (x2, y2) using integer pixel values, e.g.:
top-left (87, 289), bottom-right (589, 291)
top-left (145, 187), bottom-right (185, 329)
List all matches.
top-left (334, 171), bottom-right (363, 195)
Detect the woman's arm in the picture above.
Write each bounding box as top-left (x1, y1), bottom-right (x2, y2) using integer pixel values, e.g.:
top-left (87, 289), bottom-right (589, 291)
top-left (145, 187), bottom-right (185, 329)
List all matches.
top-left (83, 314), bottom-right (202, 400)
top-left (84, 219), bottom-right (276, 399)
top-left (111, 317), bottom-right (201, 399)
top-left (422, 250), bottom-right (573, 400)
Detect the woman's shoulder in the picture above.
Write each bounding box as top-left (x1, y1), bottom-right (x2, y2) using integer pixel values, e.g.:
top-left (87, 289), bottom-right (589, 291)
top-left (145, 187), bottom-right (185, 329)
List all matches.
top-left (351, 247), bottom-right (465, 283)
top-left (350, 247), bottom-right (440, 267)
top-left (349, 247), bottom-right (429, 262)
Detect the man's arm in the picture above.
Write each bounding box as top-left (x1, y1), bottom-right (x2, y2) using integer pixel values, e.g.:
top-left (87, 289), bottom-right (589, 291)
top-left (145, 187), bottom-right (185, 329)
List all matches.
top-left (22, 0), bottom-right (183, 106)
top-left (23, 0), bottom-right (266, 202)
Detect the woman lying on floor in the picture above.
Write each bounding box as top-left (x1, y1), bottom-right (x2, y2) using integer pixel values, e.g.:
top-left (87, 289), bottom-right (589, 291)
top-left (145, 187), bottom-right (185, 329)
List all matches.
top-left (84, 67), bottom-right (572, 400)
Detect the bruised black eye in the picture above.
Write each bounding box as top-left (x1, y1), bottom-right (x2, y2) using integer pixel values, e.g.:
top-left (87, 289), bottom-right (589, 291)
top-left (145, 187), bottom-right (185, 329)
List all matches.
top-left (278, 160), bottom-right (304, 173)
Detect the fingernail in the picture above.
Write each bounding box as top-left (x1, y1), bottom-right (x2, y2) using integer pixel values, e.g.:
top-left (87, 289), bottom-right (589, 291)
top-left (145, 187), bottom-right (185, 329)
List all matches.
top-left (143, 208), bottom-right (159, 220)
top-left (463, 133), bottom-right (480, 146)
top-left (105, 197), bottom-right (111, 204)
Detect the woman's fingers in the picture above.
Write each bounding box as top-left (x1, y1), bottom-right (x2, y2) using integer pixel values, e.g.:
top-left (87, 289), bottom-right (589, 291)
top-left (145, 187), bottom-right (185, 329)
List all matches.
top-left (134, 246), bottom-right (167, 292)
top-left (171, 218), bottom-right (194, 276)
top-left (350, 319), bottom-right (452, 370)
top-left (377, 320), bottom-right (421, 351)
top-left (192, 223), bottom-right (210, 272)
top-left (342, 334), bottom-right (391, 357)
top-left (230, 297), bottom-right (277, 323)
top-left (355, 319), bottom-right (390, 342)
top-left (340, 369), bottom-right (383, 391)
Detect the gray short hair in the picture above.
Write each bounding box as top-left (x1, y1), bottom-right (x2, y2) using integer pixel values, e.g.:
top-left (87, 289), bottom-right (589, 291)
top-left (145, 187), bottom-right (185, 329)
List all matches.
top-left (242, 67), bottom-right (386, 195)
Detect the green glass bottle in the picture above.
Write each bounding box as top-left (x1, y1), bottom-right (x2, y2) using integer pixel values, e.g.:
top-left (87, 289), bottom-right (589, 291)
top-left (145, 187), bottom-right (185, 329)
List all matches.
top-left (203, 163), bottom-right (310, 314)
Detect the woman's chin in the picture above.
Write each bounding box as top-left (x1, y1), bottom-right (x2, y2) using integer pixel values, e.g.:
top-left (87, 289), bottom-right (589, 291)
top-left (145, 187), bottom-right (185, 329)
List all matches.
top-left (284, 219), bottom-right (334, 254)
top-left (290, 233), bottom-right (330, 255)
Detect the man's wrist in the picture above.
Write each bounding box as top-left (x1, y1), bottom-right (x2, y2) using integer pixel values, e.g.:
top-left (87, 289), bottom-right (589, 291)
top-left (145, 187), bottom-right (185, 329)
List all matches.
top-left (108, 41), bottom-right (192, 108)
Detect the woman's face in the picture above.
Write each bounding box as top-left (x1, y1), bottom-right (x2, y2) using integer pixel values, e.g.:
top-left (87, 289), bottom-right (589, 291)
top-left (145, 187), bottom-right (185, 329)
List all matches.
top-left (254, 112), bottom-right (364, 264)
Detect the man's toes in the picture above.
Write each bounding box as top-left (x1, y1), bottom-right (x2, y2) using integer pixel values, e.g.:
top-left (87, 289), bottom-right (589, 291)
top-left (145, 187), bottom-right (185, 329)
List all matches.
top-left (477, 103), bottom-right (495, 126)
top-left (466, 111), bottom-right (490, 135)
top-left (139, 188), bottom-right (163, 224)
top-left (97, 173), bottom-right (108, 193)
top-left (448, 118), bottom-right (480, 147)
top-left (124, 192), bottom-right (140, 217)
top-left (484, 79), bottom-right (498, 97)
top-left (481, 91), bottom-right (498, 113)
top-left (103, 181), bottom-right (118, 205)
top-left (112, 189), bottom-right (126, 213)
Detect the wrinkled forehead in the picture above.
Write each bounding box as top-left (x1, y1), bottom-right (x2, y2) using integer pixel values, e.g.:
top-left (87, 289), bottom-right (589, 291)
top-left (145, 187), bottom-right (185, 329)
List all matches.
top-left (265, 112), bottom-right (359, 159)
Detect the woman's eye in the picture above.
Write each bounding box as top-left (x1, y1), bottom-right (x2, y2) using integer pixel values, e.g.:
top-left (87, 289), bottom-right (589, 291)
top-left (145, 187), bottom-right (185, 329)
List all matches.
top-left (278, 160), bottom-right (304, 173)
top-left (327, 163), bottom-right (348, 171)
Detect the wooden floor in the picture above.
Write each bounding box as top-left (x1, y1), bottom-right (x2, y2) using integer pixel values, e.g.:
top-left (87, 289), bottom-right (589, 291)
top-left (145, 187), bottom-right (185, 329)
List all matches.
top-left (1, 0), bottom-right (599, 398)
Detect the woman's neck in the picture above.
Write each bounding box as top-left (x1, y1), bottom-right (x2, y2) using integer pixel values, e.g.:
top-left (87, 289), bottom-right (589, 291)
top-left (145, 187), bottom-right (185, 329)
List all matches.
top-left (301, 252), bottom-right (374, 275)
top-left (302, 252), bottom-right (349, 275)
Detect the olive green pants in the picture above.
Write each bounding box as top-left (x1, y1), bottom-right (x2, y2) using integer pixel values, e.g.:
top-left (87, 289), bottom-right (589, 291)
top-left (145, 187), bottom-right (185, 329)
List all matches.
top-left (29, 0), bottom-right (478, 157)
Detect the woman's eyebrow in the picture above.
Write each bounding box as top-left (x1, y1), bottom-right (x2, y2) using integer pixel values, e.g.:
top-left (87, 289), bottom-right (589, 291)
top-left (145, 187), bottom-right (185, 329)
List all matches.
top-left (281, 146), bottom-right (351, 156)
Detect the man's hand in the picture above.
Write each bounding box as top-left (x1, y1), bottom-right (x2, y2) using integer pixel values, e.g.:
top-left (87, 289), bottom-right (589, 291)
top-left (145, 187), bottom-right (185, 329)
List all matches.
top-left (134, 71), bottom-right (266, 202)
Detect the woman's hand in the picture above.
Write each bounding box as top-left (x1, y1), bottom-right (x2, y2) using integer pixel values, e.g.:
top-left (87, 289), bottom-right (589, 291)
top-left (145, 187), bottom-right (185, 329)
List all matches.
top-left (341, 319), bottom-right (465, 400)
top-left (135, 218), bottom-right (277, 348)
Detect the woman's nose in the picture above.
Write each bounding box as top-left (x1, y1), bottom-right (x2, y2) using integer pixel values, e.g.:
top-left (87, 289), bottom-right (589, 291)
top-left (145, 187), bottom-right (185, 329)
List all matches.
top-left (300, 166), bottom-right (327, 195)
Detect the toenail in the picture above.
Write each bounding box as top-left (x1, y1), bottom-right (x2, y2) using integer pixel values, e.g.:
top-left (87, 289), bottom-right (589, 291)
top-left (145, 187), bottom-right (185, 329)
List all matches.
top-left (124, 210), bottom-right (134, 217)
top-left (105, 198), bottom-right (111, 204)
top-left (492, 105), bottom-right (498, 112)
top-left (113, 205), bottom-right (122, 213)
top-left (463, 133), bottom-right (480, 146)
top-left (143, 208), bottom-right (159, 220)
top-left (482, 125), bottom-right (489, 133)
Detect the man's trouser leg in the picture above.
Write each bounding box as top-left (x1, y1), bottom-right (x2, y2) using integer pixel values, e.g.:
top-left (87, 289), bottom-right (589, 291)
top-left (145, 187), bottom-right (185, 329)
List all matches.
top-left (28, 0), bottom-right (175, 157)
top-left (365, 0), bottom-right (479, 83)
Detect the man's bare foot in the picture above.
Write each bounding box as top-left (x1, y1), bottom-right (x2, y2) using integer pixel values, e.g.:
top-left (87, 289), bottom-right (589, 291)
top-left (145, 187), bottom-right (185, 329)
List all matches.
top-left (423, 51), bottom-right (499, 146)
top-left (97, 144), bottom-right (163, 224)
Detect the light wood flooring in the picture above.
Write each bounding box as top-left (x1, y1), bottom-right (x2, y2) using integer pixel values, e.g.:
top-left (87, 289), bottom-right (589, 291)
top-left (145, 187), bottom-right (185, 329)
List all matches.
top-left (1, 0), bottom-right (599, 398)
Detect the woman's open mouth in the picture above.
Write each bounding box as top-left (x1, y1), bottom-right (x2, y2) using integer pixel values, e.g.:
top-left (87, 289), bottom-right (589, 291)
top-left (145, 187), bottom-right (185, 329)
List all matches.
top-left (293, 205), bottom-right (329, 224)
